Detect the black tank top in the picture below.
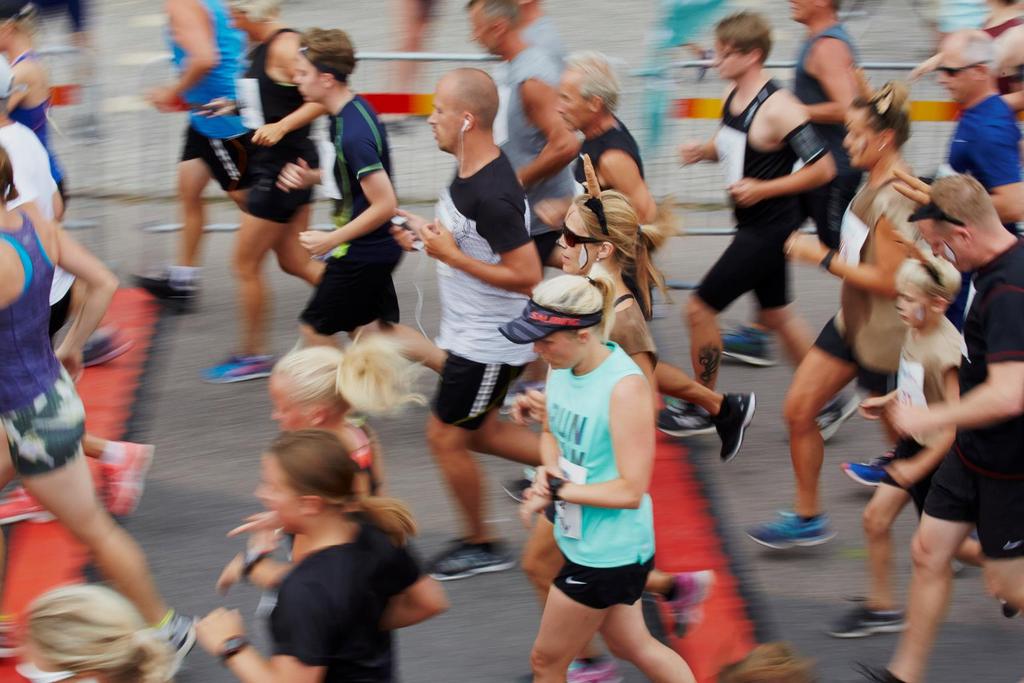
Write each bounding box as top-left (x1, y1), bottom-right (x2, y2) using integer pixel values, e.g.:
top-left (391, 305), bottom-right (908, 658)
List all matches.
top-left (245, 29), bottom-right (310, 148)
top-left (717, 80), bottom-right (802, 235)
top-left (574, 118), bottom-right (644, 184)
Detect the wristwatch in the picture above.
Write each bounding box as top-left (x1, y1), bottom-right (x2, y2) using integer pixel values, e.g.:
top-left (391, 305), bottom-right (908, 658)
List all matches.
top-left (820, 249), bottom-right (837, 273)
top-left (241, 548), bottom-right (272, 581)
top-left (548, 476), bottom-right (567, 501)
top-left (220, 635), bottom-right (250, 663)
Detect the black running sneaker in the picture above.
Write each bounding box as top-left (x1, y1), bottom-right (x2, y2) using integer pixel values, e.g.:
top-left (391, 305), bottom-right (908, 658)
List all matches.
top-left (712, 393), bottom-right (756, 462)
top-left (134, 273), bottom-right (197, 313)
top-left (817, 391), bottom-right (860, 441)
top-left (828, 604), bottom-right (904, 638)
top-left (428, 540), bottom-right (515, 581)
top-left (855, 663), bottom-right (907, 682)
top-left (657, 401), bottom-right (715, 437)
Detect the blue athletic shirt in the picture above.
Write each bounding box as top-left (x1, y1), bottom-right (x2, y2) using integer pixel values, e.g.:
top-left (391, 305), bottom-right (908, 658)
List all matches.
top-left (547, 343), bottom-right (655, 568)
top-left (327, 95), bottom-right (401, 264)
top-left (168, 0), bottom-right (247, 139)
top-left (949, 94), bottom-right (1021, 194)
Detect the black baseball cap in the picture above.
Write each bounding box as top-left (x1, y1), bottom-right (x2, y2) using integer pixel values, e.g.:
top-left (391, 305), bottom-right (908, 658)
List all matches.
top-left (908, 201), bottom-right (965, 226)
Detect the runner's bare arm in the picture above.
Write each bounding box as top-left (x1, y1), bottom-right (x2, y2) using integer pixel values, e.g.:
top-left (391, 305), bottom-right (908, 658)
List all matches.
top-left (1002, 89), bottom-right (1024, 112)
top-left (891, 362), bottom-right (1024, 434)
top-left (804, 38), bottom-right (857, 124)
top-left (517, 77), bottom-right (582, 188)
top-left (299, 171), bottom-right (398, 255)
top-left (679, 129), bottom-right (719, 164)
top-left (747, 95), bottom-right (836, 199)
top-left (53, 228), bottom-right (118, 375)
top-left (420, 225), bottom-right (542, 295)
top-left (887, 368), bottom-right (959, 487)
top-left (255, 32), bottom-right (328, 145)
top-left (163, 0), bottom-right (218, 97)
top-left (554, 374), bottom-right (654, 510)
top-left (197, 608), bottom-right (325, 683)
top-left (988, 182), bottom-right (1024, 224)
top-left (599, 150), bottom-right (657, 223)
top-left (379, 576), bottom-right (449, 630)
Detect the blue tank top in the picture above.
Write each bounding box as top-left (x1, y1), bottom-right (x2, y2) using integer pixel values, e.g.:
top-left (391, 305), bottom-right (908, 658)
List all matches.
top-left (546, 343), bottom-right (655, 568)
top-left (169, 0), bottom-right (246, 139)
top-left (794, 23), bottom-right (858, 174)
top-left (9, 52), bottom-right (63, 183)
top-left (0, 214), bottom-right (61, 412)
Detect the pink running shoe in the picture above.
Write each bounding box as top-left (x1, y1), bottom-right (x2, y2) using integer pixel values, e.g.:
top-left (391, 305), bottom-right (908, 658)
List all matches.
top-left (665, 570), bottom-right (715, 636)
top-left (0, 487), bottom-right (54, 525)
top-left (104, 442), bottom-right (155, 517)
top-left (567, 656), bottom-right (623, 683)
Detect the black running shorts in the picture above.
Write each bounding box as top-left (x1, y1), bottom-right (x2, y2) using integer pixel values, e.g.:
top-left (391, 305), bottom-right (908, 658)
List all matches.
top-left (554, 555), bottom-right (655, 610)
top-left (432, 353), bottom-right (524, 431)
top-left (247, 141), bottom-right (318, 223)
top-left (299, 258), bottom-right (400, 336)
top-left (48, 287), bottom-right (73, 341)
top-left (696, 227), bottom-right (791, 312)
top-left (181, 125), bottom-right (253, 193)
top-left (814, 317), bottom-right (896, 396)
top-left (880, 439), bottom-right (933, 515)
top-left (924, 449), bottom-right (1024, 559)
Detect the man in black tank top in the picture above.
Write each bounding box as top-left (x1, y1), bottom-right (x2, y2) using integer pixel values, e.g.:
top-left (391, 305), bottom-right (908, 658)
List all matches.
top-left (555, 51), bottom-right (656, 222)
top-left (678, 12), bottom-right (835, 394)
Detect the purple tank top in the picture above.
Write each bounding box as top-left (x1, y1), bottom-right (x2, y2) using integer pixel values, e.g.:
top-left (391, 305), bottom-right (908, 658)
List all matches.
top-left (0, 213), bottom-right (60, 412)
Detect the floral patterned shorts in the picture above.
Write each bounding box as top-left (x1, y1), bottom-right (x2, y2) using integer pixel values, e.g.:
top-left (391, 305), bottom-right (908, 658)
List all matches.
top-left (1, 370), bottom-right (85, 476)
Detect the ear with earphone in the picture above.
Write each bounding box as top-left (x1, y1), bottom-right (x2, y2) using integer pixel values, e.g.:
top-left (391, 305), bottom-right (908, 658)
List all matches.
top-left (461, 117), bottom-right (471, 133)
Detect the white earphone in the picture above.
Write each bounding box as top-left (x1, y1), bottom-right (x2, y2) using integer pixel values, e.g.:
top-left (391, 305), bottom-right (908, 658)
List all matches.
top-left (461, 118), bottom-right (471, 133)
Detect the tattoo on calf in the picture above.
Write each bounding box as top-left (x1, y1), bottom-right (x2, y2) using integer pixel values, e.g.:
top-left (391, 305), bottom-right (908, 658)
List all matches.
top-left (698, 344), bottom-right (721, 385)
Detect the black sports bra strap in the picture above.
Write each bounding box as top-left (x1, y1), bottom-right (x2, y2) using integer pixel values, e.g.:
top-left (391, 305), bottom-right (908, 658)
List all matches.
top-left (614, 293), bottom-right (636, 306)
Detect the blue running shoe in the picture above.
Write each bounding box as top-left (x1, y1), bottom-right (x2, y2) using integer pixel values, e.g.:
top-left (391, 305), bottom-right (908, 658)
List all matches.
top-left (722, 325), bottom-right (776, 367)
top-left (747, 511), bottom-right (836, 549)
top-left (842, 461), bottom-right (888, 487)
top-left (203, 355), bottom-right (274, 384)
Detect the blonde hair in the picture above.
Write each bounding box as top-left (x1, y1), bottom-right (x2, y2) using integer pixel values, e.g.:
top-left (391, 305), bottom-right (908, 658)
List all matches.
top-left (566, 51), bottom-right (621, 112)
top-left (715, 11), bottom-right (773, 63)
top-left (572, 189), bottom-right (677, 319)
top-left (270, 430), bottom-right (417, 545)
top-left (27, 585), bottom-right (172, 683)
top-left (718, 642), bottom-right (816, 683)
top-left (273, 337), bottom-right (424, 415)
top-left (930, 174), bottom-right (1000, 230)
top-left (896, 256), bottom-right (962, 302)
top-left (228, 0), bottom-right (282, 21)
top-left (851, 81), bottom-right (911, 148)
top-left (531, 273), bottom-right (617, 341)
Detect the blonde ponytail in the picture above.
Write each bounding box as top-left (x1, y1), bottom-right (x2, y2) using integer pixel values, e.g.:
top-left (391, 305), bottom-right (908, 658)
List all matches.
top-left (359, 495), bottom-right (418, 546)
top-left (531, 273), bottom-right (617, 340)
top-left (274, 339), bottom-right (424, 416)
top-left (26, 585), bottom-right (172, 683)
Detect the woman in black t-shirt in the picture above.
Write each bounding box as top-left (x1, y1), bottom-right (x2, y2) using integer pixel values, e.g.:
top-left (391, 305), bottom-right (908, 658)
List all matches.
top-left (196, 430), bottom-right (448, 682)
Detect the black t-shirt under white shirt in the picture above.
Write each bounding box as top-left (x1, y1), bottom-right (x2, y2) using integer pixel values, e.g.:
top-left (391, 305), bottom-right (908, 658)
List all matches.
top-left (957, 239), bottom-right (1024, 477)
top-left (434, 151), bottom-right (535, 366)
top-left (270, 523), bottom-right (421, 682)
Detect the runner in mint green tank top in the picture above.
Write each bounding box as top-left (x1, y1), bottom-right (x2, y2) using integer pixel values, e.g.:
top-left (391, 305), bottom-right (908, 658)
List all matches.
top-left (501, 273), bottom-right (695, 683)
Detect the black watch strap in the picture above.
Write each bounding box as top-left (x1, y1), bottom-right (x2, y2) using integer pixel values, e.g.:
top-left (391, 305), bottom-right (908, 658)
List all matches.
top-left (549, 476), bottom-right (567, 501)
top-left (220, 635), bottom-right (250, 663)
top-left (820, 249), bottom-right (836, 273)
top-left (242, 549), bottom-right (272, 579)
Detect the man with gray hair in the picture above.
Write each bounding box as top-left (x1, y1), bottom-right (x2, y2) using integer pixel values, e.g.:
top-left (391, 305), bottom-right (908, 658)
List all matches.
top-left (937, 29), bottom-right (1023, 327)
top-left (467, 0), bottom-right (578, 266)
top-left (556, 50), bottom-right (655, 222)
top-left (861, 173), bottom-right (1024, 682)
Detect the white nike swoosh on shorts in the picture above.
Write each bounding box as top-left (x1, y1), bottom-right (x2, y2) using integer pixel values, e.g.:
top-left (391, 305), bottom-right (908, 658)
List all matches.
top-left (564, 577), bottom-right (586, 585)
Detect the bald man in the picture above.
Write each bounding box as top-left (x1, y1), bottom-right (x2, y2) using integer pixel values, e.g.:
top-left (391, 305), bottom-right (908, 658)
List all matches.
top-left (395, 68), bottom-right (543, 581)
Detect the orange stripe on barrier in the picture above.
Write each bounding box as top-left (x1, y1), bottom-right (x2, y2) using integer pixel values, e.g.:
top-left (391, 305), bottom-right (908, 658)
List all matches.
top-left (0, 289), bottom-right (160, 682)
top-left (49, 84), bottom-right (80, 107)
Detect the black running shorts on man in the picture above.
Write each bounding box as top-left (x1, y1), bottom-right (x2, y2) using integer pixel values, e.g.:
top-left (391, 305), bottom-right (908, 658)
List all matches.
top-left (181, 125), bottom-right (253, 192)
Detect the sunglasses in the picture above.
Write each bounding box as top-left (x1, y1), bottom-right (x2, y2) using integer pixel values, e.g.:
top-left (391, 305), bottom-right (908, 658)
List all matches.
top-left (936, 61), bottom-right (985, 76)
top-left (560, 225), bottom-right (604, 248)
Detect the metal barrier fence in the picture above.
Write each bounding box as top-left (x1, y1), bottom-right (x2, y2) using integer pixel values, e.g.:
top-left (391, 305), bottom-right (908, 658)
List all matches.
top-left (107, 52), bottom-right (964, 232)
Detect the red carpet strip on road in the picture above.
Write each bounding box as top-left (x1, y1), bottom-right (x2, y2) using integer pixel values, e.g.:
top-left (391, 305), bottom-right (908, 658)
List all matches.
top-left (0, 289), bottom-right (159, 680)
top-left (649, 433), bottom-right (761, 681)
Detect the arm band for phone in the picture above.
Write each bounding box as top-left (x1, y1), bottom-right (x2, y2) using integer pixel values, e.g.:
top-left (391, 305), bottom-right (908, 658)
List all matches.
top-left (786, 122), bottom-right (828, 166)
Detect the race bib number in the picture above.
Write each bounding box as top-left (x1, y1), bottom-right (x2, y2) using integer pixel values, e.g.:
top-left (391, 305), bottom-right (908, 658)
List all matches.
top-left (235, 78), bottom-right (265, 130)
top-left (897, 357), bottom-right (927, 407)
top-left (715, 126), bottom-right (746, 187)
top-left (555, 457), bottom-right (587, 540)
top-left (839, 207), bottom-right (870, 266)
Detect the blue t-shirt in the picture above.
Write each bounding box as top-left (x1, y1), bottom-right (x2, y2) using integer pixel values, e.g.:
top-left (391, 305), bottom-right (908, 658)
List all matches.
top-left (328, 95), bottom-right (401, 264)
top-left (949, 94), bottom-right (1021, 193)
